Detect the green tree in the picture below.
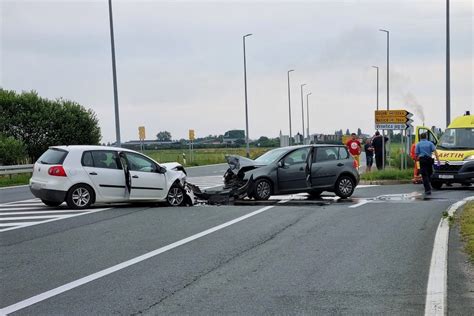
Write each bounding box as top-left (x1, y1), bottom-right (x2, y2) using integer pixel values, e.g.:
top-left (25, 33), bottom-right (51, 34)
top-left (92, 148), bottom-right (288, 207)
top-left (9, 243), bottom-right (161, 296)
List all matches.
top-left (0, 134), bottom-right (26, 165)
top-left (0, 89), bottom-right (101, 160)
top-left (156, 131), bottom-right (172, 141)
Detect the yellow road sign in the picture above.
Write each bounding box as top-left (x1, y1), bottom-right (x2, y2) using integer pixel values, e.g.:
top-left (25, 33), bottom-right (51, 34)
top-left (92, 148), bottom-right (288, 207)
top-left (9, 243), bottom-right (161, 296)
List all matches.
top-left (375, 117), bottom-right (408, 124)
top-left (138, 126), bottom-right (146, 140)
top-left (375, 110), bottom-right (410, 117)
top-left (189, 129), bottom-right (195, 141)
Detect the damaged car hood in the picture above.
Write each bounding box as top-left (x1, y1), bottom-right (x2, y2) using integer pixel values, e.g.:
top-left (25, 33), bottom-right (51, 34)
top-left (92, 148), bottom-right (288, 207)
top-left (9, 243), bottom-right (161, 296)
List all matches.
top-left (225, 155), bottom-right (266, 174)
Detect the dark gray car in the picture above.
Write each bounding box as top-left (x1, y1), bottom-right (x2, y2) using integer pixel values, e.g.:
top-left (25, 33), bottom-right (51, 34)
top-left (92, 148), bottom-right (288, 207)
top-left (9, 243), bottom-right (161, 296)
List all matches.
top-left (224, 145), bottom-right (360, 200)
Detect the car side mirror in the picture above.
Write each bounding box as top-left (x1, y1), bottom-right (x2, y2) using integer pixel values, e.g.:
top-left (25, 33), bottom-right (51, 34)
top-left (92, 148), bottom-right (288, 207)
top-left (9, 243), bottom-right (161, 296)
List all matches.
top-left (156, 165), bottom-right (166, 174)
top-left (278, 161), bottom-right (284, 168)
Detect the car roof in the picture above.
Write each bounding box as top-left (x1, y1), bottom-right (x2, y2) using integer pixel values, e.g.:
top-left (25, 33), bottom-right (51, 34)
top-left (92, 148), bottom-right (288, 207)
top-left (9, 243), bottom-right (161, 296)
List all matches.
top-left (50, 145), bottom-right (137, 153)
top-left (279, 144), bottom-right (344, 150)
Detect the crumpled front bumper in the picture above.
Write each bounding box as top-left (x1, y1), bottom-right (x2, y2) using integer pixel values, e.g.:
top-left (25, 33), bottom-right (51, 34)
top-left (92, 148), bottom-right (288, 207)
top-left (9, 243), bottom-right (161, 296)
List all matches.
top-left (187, 175), bottom-right (255, 205)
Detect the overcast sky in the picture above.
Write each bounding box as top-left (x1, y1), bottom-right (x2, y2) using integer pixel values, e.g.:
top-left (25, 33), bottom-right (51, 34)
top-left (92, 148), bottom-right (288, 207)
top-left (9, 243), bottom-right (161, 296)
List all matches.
top-left (1, 0), bottom-right (472, 143)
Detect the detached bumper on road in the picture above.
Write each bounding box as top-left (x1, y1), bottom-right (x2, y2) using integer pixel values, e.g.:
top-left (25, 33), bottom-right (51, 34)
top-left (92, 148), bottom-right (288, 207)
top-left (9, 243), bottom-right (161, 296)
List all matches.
top-left (30, 186), bottom-right (67, 202)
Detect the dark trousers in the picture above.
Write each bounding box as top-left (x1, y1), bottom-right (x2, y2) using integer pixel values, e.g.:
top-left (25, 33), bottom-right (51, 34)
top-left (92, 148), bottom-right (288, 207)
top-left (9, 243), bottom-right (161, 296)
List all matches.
top-left (375, 152), bottom-right (384, 170)
top-left (419, 156), bottom-right (434, 193)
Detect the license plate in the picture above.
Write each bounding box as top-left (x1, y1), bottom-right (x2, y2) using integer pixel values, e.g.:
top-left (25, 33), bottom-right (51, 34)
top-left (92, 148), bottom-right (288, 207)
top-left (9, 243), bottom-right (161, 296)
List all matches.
top-left (439, 175), bottom-right (454, 179)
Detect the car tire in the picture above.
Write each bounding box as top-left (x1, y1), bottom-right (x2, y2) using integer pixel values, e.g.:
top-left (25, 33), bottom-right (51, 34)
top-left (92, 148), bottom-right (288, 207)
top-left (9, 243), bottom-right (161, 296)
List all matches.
top-left (41, 199), bottom-right (63, 207)
top-left (335, 175), bottom-right (355, 199)
top-left (167, 185), bottom-right (186, 207)
top-left (66, 184), bottom-right (94, 209)
top-left (431, 181), bottom-right (443, 190)
top-left (254, 178), bottom-right (272, 200)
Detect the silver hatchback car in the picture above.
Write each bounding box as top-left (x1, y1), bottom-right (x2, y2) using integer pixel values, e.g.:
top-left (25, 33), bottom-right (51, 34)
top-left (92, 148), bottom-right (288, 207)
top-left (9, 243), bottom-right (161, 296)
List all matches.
top-left (224, 145), bottom-right (360, 200)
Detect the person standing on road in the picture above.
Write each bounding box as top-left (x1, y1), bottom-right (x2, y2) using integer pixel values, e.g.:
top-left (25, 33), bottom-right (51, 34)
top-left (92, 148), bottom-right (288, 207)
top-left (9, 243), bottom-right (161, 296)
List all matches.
top-left (415, 133), bottom-right (441, 195)
top-left (346, 133), bottom-right (361, 168)
top-left (371, 131), bottom-right (388, 170)
top-left (364, 139), bottom-right (374, 172)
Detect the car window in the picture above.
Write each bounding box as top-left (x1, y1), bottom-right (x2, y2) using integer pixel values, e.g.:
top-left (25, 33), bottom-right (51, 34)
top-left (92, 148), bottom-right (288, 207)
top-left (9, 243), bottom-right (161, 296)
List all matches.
top-left (282, 148), bottom-right (310, 165)
top-left (418, 128), bottom-right (437, 145)
top-left (90, 151), bottom-right (121, 170)
top-left (314, 147), bottom-right (339, 162)
top-left (125, 152), bottom-right (157, 173)
top-left (338, 147), bottom-right (349, 160)
top-left (37, 148), bottom-right (68, 165)
top-left (82, 151), bottom-right (94, 167)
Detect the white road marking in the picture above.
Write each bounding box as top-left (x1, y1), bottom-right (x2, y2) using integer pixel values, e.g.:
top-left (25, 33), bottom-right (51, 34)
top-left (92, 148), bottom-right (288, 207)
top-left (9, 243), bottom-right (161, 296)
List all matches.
top-left (0, 207), bottom-right (111, 233)
top-left (349, 199), bottom-right (371, 208)
top-left (0, 201), bottom-right (289, 315)
top-left (0, 184), bottom-right (29, 190)
top-left (424, 196), bottom-right (474, 316)
top-left (0, 210), bottom-right (84, 216)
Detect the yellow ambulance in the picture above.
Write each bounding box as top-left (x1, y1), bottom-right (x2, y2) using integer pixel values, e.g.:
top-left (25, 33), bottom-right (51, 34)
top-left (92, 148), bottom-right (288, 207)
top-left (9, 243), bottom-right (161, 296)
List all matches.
top-left (420, 111), bottom-right (474, 188)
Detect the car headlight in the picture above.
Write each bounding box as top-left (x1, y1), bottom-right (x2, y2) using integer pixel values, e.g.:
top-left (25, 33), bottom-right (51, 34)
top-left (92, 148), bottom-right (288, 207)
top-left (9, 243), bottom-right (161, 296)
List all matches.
top-left (464, 155), bottom-right (474, 161)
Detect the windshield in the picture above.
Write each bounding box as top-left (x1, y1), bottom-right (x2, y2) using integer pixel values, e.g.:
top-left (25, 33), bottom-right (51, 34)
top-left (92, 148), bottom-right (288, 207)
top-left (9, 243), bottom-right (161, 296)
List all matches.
top-left (254, 148), bottom-right (289, 164)
top-left (438, 128), bottom-right (474, 149)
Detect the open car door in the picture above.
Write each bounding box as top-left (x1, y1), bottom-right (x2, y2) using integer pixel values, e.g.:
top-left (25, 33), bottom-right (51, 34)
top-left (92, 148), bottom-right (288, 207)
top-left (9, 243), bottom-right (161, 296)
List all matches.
top-left (415, 126), bottom-right (439, 145)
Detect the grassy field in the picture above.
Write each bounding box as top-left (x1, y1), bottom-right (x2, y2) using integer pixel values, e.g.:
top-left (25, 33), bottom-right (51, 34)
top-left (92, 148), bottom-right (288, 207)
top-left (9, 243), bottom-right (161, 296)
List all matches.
top-left (460, 201), bottom-right (474, 262)
top-left (360, 168), bottom-right (412, 181)
top-left (0, 174), bottom-right (31, 188)
top-left (144, 147), bottom-right (272, 166)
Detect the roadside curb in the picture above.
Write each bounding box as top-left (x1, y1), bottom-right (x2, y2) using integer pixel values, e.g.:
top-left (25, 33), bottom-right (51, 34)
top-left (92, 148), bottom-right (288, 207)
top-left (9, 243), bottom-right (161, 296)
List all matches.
top-left (0, 184), bottom-right (29, 190)
top-left (359, 179), bottom-right (412, 185)
top-left (424, 196), bottom-right (474, 316)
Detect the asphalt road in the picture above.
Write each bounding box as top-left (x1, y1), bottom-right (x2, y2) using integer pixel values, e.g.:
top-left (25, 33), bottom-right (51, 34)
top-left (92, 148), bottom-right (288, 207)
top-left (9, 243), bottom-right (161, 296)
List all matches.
top-left (0, 164), bottom-right (473, 315)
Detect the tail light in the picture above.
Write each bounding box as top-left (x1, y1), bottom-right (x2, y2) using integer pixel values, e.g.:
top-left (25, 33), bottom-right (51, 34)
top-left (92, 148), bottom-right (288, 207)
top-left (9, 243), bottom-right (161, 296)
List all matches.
top-left (48, 165), bottom-right (67, 177)
top-left (353, 159), bottom-right (358, 169)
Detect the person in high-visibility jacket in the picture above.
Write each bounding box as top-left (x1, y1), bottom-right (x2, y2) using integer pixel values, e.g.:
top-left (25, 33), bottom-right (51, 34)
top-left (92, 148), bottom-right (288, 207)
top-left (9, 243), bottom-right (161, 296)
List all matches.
top-left (410, 142), bottom-right (422, 184)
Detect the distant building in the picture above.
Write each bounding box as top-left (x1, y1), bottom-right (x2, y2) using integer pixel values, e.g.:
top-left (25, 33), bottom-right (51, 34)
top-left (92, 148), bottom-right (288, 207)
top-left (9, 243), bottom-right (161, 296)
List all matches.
top-left (223, 129), bottom-right (245, 144)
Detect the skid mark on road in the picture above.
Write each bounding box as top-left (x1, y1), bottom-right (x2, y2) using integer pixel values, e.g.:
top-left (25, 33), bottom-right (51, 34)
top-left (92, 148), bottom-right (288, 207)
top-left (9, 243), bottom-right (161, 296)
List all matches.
top-left (0, 199), bottom-right (111, 233)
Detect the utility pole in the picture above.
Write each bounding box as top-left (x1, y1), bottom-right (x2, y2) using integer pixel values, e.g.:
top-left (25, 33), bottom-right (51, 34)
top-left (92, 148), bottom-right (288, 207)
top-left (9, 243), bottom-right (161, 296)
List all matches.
top-left (287, 70), bottom-right (294, 145)
top-left (446, 0), bottom-right (451, 127)
top-left (300, 83), bottom-right (306, 143)
top-left (243, 33), bottom-right (252, 158)
top-left (108, 0), bottom-right (121, 147)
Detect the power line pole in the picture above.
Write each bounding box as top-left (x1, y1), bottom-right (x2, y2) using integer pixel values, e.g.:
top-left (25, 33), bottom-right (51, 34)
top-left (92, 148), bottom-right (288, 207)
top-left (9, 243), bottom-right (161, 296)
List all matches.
top-left (108, 0), bottom-right (121, 147)
top-left (243, 33), bottom-right (252, 158)
top-left (287, 69), bottom-right (294, 145)
top-left (446, 0), bottom-right (451, 127)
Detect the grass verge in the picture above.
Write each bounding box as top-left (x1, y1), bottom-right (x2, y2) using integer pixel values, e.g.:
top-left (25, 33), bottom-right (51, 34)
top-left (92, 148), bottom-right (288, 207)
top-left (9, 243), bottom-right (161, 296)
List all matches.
top-left (460, 201), bottom-right (474, 262)
top-left (0, 174), bottom-right (30, 188)
top-left (144, 147), bottom-right (272, 166)
top-left (360, 168), bottom-right (412, 181)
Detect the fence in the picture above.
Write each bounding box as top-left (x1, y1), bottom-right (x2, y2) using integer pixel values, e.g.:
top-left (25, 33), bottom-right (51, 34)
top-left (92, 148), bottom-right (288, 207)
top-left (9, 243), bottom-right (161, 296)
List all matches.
top-left (0, 164), bottom-right (34, 177)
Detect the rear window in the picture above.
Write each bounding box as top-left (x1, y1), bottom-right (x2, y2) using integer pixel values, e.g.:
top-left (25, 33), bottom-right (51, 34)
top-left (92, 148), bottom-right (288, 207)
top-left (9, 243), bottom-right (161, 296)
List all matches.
top-left (81, 150), bottom-right (122, 170)
top-left (37, 148), bottom-right (68, 165)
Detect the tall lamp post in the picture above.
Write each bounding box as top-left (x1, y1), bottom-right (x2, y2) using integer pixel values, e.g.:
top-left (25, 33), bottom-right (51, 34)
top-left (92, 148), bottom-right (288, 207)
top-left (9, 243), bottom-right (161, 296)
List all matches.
top-left (371, 66), bottom-right (379, 110)
top-left (446, 0), bottom-right (451, 127)
top-left (287, 69), bottom-right (295, 145)
top-left (243, 33), bottom-right (252, 158)
top-left (108, 0), bottom-right (121, 147)
top-left (379, 29), bottom-right (390, 169)
top-left (300, 83), bottom-right (306, 143)
top-left (379, 29), bottom-right (389, 111)
top-left (306, 92), bottom-right (312, 142)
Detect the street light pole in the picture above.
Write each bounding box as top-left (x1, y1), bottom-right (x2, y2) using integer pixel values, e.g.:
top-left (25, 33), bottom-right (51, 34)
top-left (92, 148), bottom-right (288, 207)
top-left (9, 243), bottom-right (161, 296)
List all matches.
top-left (108, 0), bottom-right (121, 147)
top-left (371, 66), bottom-right (379, 111)
top-left (243, 33), bottom-right (253, 158)
top-left (300, 83), bottom-right (306, 143)
top-left (287, 70), bottom-right (294, 145)
top-left (379, 29), bottom-right (389, 110)
top-left (446, 0), bottom-right (451, 127)
top-left (306, 92), bottom-right (312, 142)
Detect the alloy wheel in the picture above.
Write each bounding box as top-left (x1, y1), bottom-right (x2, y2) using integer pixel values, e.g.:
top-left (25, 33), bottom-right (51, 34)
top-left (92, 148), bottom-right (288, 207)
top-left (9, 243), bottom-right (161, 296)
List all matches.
top-left (339, 178), bottom-right (353, 196)
top-left (167, 187), bottom-right (184, 206)
top-left (256, 181), bottom-right (271, 199)
top-left (71, 187), bottom-right (90, 207)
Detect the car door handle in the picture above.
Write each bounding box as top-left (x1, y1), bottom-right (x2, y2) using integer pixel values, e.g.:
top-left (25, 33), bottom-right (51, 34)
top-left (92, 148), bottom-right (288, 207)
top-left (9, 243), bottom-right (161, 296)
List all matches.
top-left (337, 163), bottom-right (344, 167)
top-left (299, 167), bottom-right (304, 171)
top-left (89, 172), bottom-right (98, 175)
top-left (132, 175), bottom-right (139, 178)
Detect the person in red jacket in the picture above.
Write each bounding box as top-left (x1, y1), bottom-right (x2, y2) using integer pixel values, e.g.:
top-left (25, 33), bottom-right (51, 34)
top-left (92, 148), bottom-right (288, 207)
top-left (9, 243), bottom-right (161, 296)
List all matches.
top-left (346, 133), bottom-right (361, 168)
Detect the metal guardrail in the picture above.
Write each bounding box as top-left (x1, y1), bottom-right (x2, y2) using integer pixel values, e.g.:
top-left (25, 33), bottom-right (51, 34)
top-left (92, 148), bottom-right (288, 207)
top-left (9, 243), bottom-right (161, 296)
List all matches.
top-left (0, 164), bottom-right (34, 176)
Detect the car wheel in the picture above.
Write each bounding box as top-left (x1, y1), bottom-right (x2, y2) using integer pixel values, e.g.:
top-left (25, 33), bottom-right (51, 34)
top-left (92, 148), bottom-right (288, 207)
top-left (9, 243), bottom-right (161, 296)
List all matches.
top-left (335, 176), bottom-right (355, 199)
top-left (66, 184), bottom-right (94, 209)
top-left (431, 181), bottom-right (443, 190)
top-left (41, 199), bottom-right (63, 207)
top-left (167, 185), bottom-right (186, 206)
top-left (254, 178), bottom-right (272, 200)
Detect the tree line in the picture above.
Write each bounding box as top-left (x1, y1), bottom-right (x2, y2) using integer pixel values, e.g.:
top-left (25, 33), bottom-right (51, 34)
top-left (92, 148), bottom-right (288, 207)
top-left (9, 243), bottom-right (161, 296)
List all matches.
top-left (0, 89), bottom-right (101, 164)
